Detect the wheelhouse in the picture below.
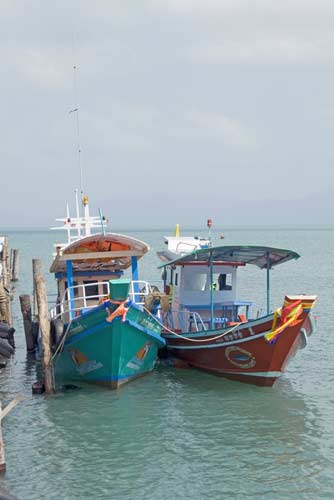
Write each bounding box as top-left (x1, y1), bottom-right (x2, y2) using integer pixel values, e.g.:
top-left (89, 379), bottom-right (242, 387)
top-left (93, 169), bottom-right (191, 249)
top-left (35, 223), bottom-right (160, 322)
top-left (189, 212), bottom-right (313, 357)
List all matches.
top-left (50, 233), bottom-right (150, 323)
top-left (158, 245), bottom-right (300, 332)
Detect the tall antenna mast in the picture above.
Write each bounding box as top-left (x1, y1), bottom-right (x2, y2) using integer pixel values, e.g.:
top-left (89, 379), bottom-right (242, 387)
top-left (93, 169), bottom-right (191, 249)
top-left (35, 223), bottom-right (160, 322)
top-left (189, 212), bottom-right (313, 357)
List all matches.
top-left (69, 33), bottom-right (84, 198)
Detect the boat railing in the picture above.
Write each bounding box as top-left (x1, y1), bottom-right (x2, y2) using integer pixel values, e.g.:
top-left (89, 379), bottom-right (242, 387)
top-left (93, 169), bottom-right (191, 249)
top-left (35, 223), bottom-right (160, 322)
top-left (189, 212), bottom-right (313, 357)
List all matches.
top-left (49, 280), bottom-right (154, 321)
top-left (129, 280), bottom-right (154, 304)
top-left (163, 309), bottom-right (207, 333)
top-left (49, 280), bottom-right (111, 320)
top-left (128, 280), bottom-right (164, 303)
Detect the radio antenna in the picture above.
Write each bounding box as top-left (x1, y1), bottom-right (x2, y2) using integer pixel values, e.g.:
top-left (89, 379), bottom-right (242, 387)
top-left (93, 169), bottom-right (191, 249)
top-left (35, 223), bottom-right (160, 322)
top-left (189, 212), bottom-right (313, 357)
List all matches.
top-left (69, 32), bottom-right (84, 199)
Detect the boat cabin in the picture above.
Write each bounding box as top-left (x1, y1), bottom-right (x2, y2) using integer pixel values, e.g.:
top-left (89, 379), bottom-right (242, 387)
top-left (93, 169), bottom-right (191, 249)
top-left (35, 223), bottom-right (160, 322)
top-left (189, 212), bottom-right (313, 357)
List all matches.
top-left (49, 233), bottom-right (150, 324)
top-left (158, 242), bottom-right (300, 333)
top-left (161, 260), bottom-right (249, 331)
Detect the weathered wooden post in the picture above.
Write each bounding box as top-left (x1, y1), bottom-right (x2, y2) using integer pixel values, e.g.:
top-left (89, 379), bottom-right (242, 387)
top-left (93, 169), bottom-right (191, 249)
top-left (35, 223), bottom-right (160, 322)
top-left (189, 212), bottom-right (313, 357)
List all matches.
top-left (2, 238), bottom-right (10, 286)
top-left (0, 284), bottom-right (10, 326)
top-left (0, 238), bottom-right (12, 326)
top-left (32, 259), bottom-right (42, 320)
top-left (9, 249), bottom-right (13, 278)
top-left (35, 274), bottom-right (54, 394)
top-left (0, 401), bottom-right (5, 473)
top-left (10, 250), bottom-right (19, 282)
top-left (19, 295), bottom-right (35, 352)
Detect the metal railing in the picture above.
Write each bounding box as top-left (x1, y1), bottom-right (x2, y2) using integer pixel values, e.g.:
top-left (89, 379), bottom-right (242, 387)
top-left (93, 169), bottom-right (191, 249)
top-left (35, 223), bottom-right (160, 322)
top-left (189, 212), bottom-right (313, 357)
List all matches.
top-left (162, 309), bottom-right (207, 333)
top-left (49, 280), bottom-right (154, 321)
top-left (129, 281), bottom-right (153, 304)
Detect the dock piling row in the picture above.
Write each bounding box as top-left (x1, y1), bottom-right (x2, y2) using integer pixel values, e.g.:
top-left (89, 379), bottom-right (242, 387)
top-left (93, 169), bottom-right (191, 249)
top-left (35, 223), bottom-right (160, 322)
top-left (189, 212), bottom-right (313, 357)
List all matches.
top-left (19, 295), bottom-right (34, 352)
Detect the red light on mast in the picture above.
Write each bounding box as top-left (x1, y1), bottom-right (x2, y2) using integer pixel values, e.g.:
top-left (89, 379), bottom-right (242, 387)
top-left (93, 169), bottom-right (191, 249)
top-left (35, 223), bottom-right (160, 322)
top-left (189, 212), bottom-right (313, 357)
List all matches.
top-left (207, 218), bottom-right (212, 228)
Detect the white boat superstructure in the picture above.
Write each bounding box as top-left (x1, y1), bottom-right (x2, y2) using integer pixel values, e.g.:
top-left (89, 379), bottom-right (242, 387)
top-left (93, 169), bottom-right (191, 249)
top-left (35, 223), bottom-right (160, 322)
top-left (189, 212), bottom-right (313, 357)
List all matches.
top-left (49, 191), bottom-right (151, 323)
top-left (50, 190), bottom-right (108, 253)
top-left (157, 232), bottom-right (211, 264)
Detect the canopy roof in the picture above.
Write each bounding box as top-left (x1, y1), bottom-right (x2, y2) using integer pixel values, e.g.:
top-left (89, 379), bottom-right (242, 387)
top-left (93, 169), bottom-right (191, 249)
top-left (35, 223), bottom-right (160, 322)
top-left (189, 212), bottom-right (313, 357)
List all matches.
top-left (50, 233), bottom-right (149, 274)
top-left (158, 245), bottom-right (300, 270)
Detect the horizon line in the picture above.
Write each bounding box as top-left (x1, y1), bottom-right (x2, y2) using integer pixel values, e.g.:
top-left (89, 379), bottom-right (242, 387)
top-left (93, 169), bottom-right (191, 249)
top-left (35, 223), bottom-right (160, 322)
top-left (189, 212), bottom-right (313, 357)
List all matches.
top-left (0, 224), bottom-right (333, 233)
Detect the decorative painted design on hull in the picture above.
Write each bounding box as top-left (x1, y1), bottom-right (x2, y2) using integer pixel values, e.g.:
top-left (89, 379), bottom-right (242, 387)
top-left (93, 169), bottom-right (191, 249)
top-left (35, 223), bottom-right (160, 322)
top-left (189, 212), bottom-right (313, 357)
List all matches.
top-left (225, 346), bottom-right (256, 369)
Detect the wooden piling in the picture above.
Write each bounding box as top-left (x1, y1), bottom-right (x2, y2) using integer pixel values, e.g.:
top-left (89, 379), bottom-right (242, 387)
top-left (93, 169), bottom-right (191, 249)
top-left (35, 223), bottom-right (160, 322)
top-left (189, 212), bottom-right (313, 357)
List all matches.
top-left (10, 250), bottom-right (19, 282)
top-left (32, 259), bottom-right (42, 320)
top-left (0, 402), bottom-right (5, 473)
top-left (19, 295), bottom-right (35, 352)
top-left (35, 274), bottom-right (54, 394)
top-left (2, 238), bottom-right (10, 286)
top-left (9, 250), bottom-right (13, 278)
top-left (0, 285), bottom-right (10, 326)
top-left (0, 237), bottom-right (12, 326)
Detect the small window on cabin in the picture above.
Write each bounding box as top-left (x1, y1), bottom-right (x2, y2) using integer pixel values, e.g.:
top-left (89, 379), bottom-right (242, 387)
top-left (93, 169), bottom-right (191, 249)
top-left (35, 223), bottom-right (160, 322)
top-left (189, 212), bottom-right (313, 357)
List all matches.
top-left (183, 272), bottom-right (207, 291)
top-left (217, 273), bottom-right (232, 291)
top-left (175, 273), bottom-right (178, 286)
top-left (102, 283), bottom-right (109, 296)
top-left (83, 281), bottom-right (100, 301)
top-left (64, 281), bottom-right (79, 297)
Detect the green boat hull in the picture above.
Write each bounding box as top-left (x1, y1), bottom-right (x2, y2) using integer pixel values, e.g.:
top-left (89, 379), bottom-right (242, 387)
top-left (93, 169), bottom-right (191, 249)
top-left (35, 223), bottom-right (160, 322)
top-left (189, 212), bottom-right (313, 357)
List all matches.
top-left (54, 301), bottom-right (165, 389)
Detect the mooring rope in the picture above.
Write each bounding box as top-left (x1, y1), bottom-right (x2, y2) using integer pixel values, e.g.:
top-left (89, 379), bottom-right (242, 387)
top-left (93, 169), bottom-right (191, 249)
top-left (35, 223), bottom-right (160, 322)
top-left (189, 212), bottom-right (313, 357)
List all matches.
top-left (143, 307), bottom-right (242, 343)
top-left (51, 322), bottom-right (71, 361)
top-left (50, 304), bottom-right (243, 360)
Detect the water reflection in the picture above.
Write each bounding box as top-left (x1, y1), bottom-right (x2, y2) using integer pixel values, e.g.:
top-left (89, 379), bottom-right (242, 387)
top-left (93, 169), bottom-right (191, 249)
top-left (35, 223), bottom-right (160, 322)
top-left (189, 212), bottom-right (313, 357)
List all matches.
top-left (24, 352), bottom-right (37, 378)
top-left (1, 228), bottom-right (334, 500)
top-left (151, 368), bottom-right (327, 499)
top-left (0, 350), bottom-right (332, 500)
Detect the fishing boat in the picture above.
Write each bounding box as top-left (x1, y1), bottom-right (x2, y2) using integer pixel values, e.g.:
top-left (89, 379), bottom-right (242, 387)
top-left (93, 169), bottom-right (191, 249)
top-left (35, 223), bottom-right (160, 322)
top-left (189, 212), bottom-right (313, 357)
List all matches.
top-left (48, 193), bottom-right (165, 389)
top-left (156, 227), bottom-right (317, 387)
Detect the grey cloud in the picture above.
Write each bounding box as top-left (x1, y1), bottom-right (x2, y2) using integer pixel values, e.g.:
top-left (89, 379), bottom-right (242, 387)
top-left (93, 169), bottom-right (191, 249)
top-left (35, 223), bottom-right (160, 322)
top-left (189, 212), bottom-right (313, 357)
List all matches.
top-left (0, 0), bottom-right (333, 229)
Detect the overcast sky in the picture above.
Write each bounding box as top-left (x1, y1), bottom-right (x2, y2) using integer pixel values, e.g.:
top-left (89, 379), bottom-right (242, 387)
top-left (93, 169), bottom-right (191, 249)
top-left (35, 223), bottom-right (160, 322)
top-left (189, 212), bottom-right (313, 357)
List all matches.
top-left (1, 0), bottom-right (333, 229)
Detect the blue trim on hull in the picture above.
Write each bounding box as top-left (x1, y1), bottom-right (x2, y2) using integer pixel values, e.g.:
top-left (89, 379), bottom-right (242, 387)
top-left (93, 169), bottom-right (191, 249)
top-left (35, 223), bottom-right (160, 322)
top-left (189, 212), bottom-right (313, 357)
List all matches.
top-left (65, 315), bottom-right (165, 347)
top-left (126, 319), bottom-right (165, 346)
top-left (64, 321), bottom-right (109, 346)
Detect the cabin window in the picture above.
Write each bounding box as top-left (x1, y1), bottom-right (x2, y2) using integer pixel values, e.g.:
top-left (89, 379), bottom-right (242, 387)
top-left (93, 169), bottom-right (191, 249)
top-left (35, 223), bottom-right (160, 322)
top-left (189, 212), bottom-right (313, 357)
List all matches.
top-left (64, 281), bottom-right (79, 297)
top-left (216, 273), bottom-right (232, 291)
top-left (183, 272), bottom-right (207, 291)
top-left (83, 281), bottom-right (100, 301)
top-left (175, 273), bottom-right (178, 286)
top-left (182, 272), bottom-right (233, 291)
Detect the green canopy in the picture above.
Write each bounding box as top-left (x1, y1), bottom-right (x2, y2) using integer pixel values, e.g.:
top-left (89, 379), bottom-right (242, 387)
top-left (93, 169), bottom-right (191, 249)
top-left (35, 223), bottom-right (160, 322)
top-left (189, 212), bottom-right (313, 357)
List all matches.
top-left (158, 245), bottom-right (300, 270)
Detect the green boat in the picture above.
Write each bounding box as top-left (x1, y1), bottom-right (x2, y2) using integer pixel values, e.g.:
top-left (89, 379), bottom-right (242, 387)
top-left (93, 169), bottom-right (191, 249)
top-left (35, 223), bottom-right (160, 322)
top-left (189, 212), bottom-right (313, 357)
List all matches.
top-left (49, 195), bottom-right (165, 389)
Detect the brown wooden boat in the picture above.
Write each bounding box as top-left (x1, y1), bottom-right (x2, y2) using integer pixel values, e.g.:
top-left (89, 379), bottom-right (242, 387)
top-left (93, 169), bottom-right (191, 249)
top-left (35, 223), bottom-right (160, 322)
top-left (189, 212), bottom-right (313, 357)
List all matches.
top-left (157, 238), bottom-right (317, 387)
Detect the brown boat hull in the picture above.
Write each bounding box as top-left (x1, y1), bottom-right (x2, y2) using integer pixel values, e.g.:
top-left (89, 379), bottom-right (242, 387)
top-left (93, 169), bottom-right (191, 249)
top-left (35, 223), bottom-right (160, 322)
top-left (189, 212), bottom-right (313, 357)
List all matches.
top-left (163, 306), bottom-right (316, 387)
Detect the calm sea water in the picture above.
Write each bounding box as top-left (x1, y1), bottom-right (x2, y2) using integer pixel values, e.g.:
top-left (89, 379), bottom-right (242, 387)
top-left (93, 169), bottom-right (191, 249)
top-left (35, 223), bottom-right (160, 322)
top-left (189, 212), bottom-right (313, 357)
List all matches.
top-left (0, 228), bottom-right (333, 500)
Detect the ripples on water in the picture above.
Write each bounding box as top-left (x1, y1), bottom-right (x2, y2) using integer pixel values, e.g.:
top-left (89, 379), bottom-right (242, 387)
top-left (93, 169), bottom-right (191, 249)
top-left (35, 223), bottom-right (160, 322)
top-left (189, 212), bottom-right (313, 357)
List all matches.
top-left (0, 229), bottom-right (333, 500)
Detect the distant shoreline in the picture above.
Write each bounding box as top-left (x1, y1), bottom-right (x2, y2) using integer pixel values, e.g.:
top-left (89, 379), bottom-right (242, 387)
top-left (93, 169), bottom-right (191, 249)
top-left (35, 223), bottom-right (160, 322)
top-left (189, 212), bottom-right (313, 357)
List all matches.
top-left (0, 226), bottom-right (333, 233)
